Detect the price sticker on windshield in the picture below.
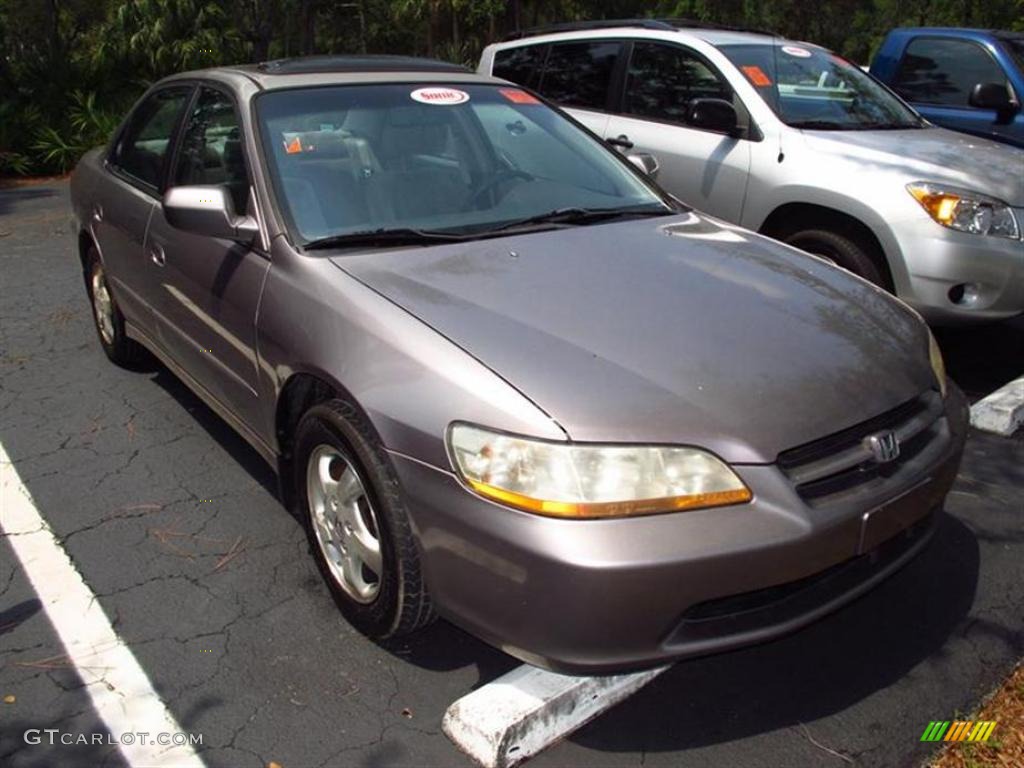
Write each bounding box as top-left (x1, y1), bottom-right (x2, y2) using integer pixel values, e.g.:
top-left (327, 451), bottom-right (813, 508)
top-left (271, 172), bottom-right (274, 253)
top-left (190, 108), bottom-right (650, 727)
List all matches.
top-left (741, 66), bottom-right (773, 87)
top-left (781, 45), bottom-right (812, 58)
top-left (410, 87), bottom-right (470, 105)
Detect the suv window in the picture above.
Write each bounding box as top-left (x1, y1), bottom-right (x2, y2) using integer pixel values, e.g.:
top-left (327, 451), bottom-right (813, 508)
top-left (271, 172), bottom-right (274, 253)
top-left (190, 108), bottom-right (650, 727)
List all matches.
top-left (624, 42), bottom-right (732, 126)
top-left (174, 87), bottom-right (251, 214)
top-left (538, 41), bottom-right (622, 111)
top-left (493, 45), bottom-right (547, 89)
top-left (111, 86), bottom-right (192, 189)
top-left (894, 38), bottom-right (1009, 107)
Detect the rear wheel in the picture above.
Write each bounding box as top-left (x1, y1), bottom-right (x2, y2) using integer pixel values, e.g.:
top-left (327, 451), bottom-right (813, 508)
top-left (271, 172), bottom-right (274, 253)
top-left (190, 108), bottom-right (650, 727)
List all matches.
top-left (85, 249), bottom-right (143, 366)
top-left (294, 400), bottom-right (434, 639)
top-left (783, 227), bottom-right (891, 290)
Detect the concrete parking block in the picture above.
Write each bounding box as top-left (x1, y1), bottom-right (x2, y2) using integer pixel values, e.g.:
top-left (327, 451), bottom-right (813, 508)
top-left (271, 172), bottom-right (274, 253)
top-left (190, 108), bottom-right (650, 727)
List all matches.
top-left (970, 375), bottom-right (1024, 436)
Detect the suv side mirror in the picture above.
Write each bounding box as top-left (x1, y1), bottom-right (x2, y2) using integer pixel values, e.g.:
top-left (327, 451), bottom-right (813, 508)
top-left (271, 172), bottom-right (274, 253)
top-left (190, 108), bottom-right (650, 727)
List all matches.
top-left (163, 185), bottom-right (258, 242)
top-left (969, 82), bottom-right (1014, 112)
top-left (626, 152), bottom-right (660, 178)
top-left (687, 98), bottom-right (739, 136)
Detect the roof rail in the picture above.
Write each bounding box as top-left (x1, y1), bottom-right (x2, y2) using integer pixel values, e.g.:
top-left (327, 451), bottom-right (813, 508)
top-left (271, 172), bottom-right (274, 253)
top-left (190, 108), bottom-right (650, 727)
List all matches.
top-left (503, 17), bottom-right (776, 42)
top-left (255, 55), bottom-right (470, 75)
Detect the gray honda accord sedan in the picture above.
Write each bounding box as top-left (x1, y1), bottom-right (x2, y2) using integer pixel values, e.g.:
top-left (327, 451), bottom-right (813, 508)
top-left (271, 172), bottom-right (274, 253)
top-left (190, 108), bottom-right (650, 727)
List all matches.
top-left (70, 55), bottom-right (968, 673)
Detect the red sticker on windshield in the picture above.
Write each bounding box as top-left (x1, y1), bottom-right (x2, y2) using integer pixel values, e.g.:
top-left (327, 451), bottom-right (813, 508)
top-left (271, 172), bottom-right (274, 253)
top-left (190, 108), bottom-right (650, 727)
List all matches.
top-left (499, 88), bottom-right (540, 104)
top-left (742, 66), bottom-right (773, 86)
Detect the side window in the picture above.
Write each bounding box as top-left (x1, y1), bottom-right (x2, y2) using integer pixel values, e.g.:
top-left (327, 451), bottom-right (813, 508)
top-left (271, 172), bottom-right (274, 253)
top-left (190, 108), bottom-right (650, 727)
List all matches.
top-left (894, 38), bottom-right (1009, 107)
top-left (111, 86), bottom-right (192, 189)
top-left (538, 41), bottom-right (622, 111)
top-left (493, 45), bottom-right (547, 89)
top-left (624, 43), bottom-right (733, 126)
top-left (174, 87), bottom-right (251, 214)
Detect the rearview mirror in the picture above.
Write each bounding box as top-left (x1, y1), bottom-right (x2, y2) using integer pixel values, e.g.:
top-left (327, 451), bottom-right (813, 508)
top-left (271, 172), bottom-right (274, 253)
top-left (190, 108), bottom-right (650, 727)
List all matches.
top-left (163, 185), bottom-right (258, 242)
top-left (687, 98), bottom-right (739, 136)
top-left (969, 82), bottom-right (1014, 112)
top-left (627, 152), bottom-right (660, 178)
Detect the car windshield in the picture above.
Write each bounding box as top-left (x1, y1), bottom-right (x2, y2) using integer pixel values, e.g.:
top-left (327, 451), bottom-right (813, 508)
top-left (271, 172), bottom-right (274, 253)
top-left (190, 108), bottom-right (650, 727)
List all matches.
top-left (255, 83), bottom-right (671, 245)
top-left (1002, 37), bottom-right (1024, 72)
top-left (719, 43), bottom-right (924, 130)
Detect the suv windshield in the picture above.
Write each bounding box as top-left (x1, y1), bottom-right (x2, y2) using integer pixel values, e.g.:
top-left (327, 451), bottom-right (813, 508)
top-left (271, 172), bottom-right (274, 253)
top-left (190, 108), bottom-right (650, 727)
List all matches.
top-left (719, 43), bottom-right (924, 130)
top-left (255, 83), bottom-right (671, 245)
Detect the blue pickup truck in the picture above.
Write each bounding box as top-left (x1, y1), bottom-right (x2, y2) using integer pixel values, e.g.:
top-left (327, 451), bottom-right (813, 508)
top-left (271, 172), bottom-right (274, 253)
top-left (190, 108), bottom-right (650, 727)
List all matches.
top-left (871, 28), bottom-right (1024, 148)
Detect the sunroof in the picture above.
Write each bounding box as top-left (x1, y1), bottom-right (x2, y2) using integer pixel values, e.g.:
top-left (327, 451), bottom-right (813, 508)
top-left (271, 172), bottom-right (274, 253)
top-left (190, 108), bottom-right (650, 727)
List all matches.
top-left (255, 55), bottom-right (470, 75)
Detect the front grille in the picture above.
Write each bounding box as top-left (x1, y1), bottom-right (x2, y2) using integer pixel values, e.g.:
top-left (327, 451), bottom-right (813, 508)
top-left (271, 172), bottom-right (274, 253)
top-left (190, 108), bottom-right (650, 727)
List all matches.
top-left (777, 391), bottom-right (947, 504)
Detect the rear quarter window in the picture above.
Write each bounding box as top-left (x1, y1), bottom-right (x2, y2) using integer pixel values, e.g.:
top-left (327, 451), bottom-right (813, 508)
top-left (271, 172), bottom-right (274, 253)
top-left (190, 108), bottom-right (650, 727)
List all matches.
top-left (537, 41), bottom-right (622, 111)
top-left (493, 45), bottom-right (547, 89)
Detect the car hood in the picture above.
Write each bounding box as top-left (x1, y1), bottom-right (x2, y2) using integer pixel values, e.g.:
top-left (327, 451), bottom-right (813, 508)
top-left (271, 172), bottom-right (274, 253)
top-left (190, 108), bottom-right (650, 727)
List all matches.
top-left (330, 214), bottom-right (936, 464)
top-left (801, 126), bottom-right (1024, 206)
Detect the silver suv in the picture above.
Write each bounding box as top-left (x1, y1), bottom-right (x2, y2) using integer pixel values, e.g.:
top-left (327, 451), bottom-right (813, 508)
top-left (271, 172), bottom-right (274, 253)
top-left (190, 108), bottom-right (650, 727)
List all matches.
top-left (480, 19), bottom-right (1024, 323)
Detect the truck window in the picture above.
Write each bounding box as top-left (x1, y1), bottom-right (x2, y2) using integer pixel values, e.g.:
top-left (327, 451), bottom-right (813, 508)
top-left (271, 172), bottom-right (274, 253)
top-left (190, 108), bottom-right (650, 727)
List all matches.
top-left (624, 42), bottom-right (732, 126)
top-left (538, 41), bottom-right (622, 111)
top-left (493, 45), bottom-right (547, 90)
top-left (893, 38), bottom-right (1009, 107)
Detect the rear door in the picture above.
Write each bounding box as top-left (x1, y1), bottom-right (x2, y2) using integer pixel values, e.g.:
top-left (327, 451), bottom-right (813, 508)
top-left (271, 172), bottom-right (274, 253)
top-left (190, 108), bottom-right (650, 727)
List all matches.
top-left (145, 85), bottom-right (270, 432)
top-left (891, 36), bottom-right (1021, 145)
top-left (94, 85), bottom-right (193, 333)
top-left (602, 41), bottom-right (751, 221)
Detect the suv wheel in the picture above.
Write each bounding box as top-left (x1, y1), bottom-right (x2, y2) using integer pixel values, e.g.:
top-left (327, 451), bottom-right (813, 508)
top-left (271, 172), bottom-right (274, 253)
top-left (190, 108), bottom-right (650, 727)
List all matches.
top-left (294, 400), bottom-right (435, 639)
top-left (783, 228), bottom-right (891, 290)
top-left (85, 249), bottom-right (143, 366)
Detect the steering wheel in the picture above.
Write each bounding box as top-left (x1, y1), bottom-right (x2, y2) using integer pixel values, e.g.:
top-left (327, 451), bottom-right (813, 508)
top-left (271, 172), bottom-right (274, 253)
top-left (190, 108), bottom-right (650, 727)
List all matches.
top-left (471, 168), bottom-right (534, 208)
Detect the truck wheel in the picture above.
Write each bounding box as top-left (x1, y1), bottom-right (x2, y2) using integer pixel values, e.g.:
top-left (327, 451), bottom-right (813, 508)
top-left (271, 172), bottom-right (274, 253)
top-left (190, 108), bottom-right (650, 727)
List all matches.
top-left (85, 249), bottom-right (144, 366)
top-left (783, 228), bottom-right (891, 290)
top-left (294, 399), bottom-right (435, 639)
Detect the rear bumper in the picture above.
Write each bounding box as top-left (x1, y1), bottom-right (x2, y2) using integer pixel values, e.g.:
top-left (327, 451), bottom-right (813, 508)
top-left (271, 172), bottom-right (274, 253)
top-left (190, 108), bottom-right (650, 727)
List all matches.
top-left (392, 386), bottom-right (968, 674)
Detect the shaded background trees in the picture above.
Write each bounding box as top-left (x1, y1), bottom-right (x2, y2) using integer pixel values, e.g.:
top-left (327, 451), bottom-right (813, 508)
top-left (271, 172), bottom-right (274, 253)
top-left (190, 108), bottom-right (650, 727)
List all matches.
top-left (1, 0), bottom-right (1022, 175)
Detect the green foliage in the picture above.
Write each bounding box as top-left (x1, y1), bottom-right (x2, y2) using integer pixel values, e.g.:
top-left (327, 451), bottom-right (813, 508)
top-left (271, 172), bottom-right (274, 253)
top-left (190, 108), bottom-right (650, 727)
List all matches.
top-left (1, 0), bottom-right (1022, 176)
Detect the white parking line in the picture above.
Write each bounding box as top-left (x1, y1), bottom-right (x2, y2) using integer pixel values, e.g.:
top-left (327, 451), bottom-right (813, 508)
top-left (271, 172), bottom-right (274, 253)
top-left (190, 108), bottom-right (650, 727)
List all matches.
top-left (443, 663), bottom-right (669, 768)
top-left (0, 442), bottom-right (205, 767)
top-left (970, 375), bottom-right (1024, 436)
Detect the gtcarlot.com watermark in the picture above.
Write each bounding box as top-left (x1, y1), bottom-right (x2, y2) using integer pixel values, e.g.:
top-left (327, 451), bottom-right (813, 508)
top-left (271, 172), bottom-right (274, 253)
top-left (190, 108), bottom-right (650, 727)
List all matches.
top-left (24, 729), bottom-right (202, 747)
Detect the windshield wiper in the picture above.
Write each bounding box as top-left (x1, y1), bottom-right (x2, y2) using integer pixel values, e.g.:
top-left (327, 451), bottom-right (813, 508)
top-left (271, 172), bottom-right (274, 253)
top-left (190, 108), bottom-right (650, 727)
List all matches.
top-left (855, 121), bottom-right (923, 130)
top-left (484, 205), bottom-right (673, 234)
top-left (787, 119), bottom-right (849, 130)
top-left (303, 228), bottom-right (469, 251)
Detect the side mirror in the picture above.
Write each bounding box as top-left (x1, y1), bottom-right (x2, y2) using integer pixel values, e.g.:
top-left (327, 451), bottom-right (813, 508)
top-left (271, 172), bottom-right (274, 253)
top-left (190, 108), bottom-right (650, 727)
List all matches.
top-left (687, 98), bottom-right (739, 136)
top-left (969, 82), bottom-right (1015, 112)
top-left (163, 185), bottom-right (258, 242)
top-left (627, 152), bottom-right (660, 178)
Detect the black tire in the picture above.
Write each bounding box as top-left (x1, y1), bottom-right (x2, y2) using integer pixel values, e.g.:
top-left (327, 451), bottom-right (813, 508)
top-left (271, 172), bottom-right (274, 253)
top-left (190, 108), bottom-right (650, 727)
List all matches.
top-left (293, 399), bottom-right (435, 639)
top-left (85, 248), bottom-right (144, 366)
top-left (783, 228), bottom-right (892, 290)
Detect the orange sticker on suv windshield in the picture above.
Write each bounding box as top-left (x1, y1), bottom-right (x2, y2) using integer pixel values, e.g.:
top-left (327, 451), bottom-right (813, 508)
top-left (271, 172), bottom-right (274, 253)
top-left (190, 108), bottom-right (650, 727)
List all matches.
top-left (284, 136), bottom-right (303, 154)
top-left (742, 66), bottom-right (773, 86)
top-left (500, 88), bottom-right (540, 104)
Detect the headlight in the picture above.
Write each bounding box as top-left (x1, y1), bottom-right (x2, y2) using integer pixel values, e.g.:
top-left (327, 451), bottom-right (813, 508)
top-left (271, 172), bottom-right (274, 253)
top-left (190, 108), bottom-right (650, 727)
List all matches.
top-left (928, 329), bottom-right (948, 398)
top-left (447, 423), bottom-right (752, 518)
top-left (908, 182), bottom-right (1020, 239)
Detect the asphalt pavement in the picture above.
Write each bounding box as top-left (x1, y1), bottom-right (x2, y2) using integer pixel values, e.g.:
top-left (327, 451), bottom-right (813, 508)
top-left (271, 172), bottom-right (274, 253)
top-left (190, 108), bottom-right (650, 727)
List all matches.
top-left (1, 181), bottom-right (1022, 768)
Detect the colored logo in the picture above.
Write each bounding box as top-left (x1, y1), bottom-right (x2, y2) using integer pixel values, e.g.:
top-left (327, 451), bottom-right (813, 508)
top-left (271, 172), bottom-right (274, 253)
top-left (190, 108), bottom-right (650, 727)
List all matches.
top-left (410, 87), bottom-right (470, 105)
top-left (920, 721), bottom-right (997, 742)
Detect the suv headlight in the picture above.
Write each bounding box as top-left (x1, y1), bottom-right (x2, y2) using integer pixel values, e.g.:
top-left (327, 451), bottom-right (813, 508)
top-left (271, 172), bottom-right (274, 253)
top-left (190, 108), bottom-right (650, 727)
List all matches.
top-left (447, 423), bottom-right (752, 518)
top-left (908, 182), bottom-right (1020, 239)
top-left (928, 329), bottom-right (948, 398)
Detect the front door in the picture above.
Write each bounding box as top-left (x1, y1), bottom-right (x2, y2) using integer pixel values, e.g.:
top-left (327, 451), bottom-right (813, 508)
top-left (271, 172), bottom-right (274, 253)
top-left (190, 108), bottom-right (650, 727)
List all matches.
top-left (146, 86), bottom-right (270, 431)
top-left (603, 41), bottom-right (752, 222)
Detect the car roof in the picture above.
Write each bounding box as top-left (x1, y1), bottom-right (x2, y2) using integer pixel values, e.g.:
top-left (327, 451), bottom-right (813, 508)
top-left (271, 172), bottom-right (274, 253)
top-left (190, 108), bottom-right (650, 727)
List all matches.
top-left (497, 18), bottom-right (782, 48)
top-left (160, 55), bottom-right (504, 91)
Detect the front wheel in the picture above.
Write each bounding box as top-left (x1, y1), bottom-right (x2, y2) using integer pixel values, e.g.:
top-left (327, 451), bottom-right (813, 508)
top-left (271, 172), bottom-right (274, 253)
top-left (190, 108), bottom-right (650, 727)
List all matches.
top-left (293, 400), bottom-right (434, 639)
top-left (783, 228), bottom-right (891, 290)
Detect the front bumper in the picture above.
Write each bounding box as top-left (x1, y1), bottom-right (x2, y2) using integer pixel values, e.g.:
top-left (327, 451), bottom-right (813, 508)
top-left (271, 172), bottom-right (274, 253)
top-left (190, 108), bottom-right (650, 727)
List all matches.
top-left (892, 209), bottom-right (1024, 324)
top-left (392, 386), bottom-right (969, 674)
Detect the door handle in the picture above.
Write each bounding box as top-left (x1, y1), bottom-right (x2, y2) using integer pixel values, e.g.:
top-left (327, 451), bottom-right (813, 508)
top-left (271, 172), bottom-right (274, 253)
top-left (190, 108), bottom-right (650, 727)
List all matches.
top-left (150, 245), bottom-right (166, 267)
top-left (607, 134), bottom-right (634, 150)
top-left (92, 204), bottom-right (103, 223)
